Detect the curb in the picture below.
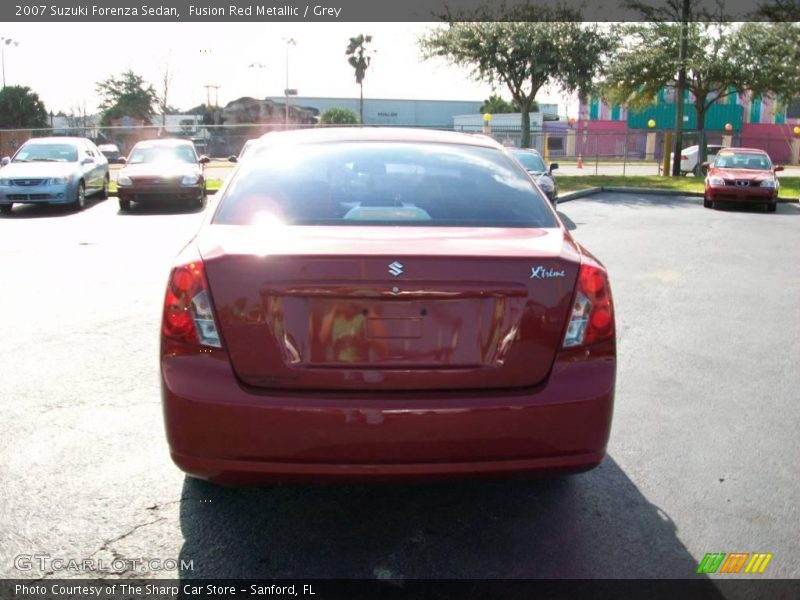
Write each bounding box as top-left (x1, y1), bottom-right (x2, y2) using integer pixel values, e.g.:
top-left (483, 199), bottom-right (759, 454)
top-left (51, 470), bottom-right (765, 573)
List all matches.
top-left (559, 187), bottom-right (798, 204)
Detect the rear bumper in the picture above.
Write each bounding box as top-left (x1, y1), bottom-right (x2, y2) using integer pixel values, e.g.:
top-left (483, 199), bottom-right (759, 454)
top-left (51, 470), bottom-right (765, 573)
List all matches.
top-left (161, 341), bottom-right (616, 484)
top-left (705, 186), bottom-right (777, 203)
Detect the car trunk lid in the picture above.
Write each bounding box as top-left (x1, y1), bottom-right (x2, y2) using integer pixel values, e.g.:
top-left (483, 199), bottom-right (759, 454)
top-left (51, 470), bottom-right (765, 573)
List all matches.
top-left (199, 225), bottom-right (581, 391)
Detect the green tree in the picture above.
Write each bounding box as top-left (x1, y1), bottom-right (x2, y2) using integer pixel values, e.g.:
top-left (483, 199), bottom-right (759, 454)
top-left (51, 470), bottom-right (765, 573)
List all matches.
top-left (95, 70), bottom-right (158, 125)
top-left (480, 94), bottom-right (519, 114)
top-left (420, 10), bottom-right (613, 147)
top-left (319, 107), bottom-right (360, 125)
top-left (602, 20), bottom-right (800, 166)
top-left (345, 34), bottom-right (373, 124)
top-left (0, 86), bottom-right (48, 129)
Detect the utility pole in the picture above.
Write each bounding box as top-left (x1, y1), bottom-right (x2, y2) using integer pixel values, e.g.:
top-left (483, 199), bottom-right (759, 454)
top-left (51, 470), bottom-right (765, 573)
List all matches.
top-left (203, 85), bottom-right (221, 128)
top-left (283, 38), bottom-right (296, 126)
top-left (671, 0), bottom-right (690, 176)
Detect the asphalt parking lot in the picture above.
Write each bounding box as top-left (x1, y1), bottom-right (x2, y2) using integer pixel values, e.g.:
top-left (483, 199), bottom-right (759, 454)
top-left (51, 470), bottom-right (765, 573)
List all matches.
top-left (0, 193), bottom-right (798, 580)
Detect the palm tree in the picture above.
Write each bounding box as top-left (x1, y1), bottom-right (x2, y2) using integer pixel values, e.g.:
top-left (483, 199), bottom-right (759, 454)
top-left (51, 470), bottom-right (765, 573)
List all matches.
top-left (345, 34), bottom-right (373, 124)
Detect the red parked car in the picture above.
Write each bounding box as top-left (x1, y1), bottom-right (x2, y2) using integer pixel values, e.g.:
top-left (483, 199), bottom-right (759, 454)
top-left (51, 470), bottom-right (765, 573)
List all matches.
top-left (703, 147), bottom-right (783, 212)
top-left (160, 128), bottom-right (616, 484)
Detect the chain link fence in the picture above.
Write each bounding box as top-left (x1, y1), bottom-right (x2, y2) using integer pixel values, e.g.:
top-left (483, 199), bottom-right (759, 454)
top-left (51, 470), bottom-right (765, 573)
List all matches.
top-left (1, 123), bottom-right (797, 175)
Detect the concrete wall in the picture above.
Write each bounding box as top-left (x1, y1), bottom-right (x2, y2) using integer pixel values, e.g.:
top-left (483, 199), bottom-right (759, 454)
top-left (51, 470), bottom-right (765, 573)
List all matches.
top-left (267, 97), bottom-right (483, 127)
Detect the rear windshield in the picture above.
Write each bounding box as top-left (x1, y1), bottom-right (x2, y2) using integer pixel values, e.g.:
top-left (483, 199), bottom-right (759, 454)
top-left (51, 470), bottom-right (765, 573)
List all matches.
top-left (214, 141), bottom-right (556, 228)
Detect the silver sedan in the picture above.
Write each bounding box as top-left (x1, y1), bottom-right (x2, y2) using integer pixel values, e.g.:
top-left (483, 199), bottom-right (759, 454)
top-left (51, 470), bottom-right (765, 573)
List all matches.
top-left (0, 137), bottom-right (109, 213)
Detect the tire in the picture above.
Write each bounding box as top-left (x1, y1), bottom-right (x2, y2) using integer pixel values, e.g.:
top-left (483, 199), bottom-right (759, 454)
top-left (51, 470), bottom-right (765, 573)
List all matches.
top-left (98, 175), bottom-right (109, 199)
top-left (0, 203), bottom-right (12, 214)
top-left (703, 196), bottom-right (713, 209)
top-left (766, 202), bottom-right (777, 213)
top-left (190, 190), bottom-right (207, 211)
top-left (118, 198), bottom-right (131, 212)
top-left (72, 181), bottom-right (86, 211)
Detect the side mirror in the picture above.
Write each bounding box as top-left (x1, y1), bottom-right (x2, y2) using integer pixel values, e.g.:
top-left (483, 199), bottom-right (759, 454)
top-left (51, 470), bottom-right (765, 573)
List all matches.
top-left (774, 165), bottom-right (784, 172)
top-left (0, 157), bottom-right (10, 167)
top-left (117, 157), bottom-right (127, 165)
top-left (81, 157), bottom-right (95, 165)
top-left (228, 155), bottom-right (238, 163)
top-left (199, 155), bottom-right (211, 165)
top-left (549, 162), bottom-right (559, 172)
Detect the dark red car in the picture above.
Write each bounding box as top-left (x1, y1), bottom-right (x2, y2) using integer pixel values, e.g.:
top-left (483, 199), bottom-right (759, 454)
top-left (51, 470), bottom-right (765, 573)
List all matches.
top-left (160, 128), bottom-right (616, 484)
top-left (703, 147), bottom-right (783, 212)
top-left (116, 139), bottom-right (211, 212)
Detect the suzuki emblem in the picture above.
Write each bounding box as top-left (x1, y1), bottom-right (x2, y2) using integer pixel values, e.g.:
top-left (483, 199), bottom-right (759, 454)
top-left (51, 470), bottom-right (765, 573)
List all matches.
top-left (388, 261), bottom-right (404, 277)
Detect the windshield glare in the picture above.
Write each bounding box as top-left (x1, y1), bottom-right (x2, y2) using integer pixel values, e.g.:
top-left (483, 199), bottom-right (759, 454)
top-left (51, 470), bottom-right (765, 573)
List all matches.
top-left (214, 141), bottom-right (556, 228)
top-left (511, 150), bottom-right (547, 173)
top-left (14, 143), bottom-right (78, 163)
top-left (128, 145), bottom-right (197, 164)
top-left (714, 152), bottom-right (772, 170)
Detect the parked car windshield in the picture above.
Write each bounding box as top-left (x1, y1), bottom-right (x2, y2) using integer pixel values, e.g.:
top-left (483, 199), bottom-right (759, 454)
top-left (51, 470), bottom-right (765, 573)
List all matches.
top-left (510, 150), bottom-right (547, 173)
top-left (214, 141), bottom-right (557, 228)
top-left (128, 144), bottom-right (197, 165)
top-left (13, 143), bottom-right (78, 163)
top-left (239, 140), bottom-right (256, 159)
top-left (714, 151), bottom-right (772, 170)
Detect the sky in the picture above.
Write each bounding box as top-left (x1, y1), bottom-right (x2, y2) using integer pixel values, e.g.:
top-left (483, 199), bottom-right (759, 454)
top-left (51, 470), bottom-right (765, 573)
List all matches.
top-left (2, 22), bottom-right (575, 117)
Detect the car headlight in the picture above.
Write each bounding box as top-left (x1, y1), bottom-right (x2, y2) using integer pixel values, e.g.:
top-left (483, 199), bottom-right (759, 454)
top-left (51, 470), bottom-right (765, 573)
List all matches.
top-left (117, 175), bottom-right (133, 186)
top-left (48, 176), bottom-right (72, 185)
top-left (181, 175), bottom-right (200, 186)
top-left (708, 176), bottom-right (725, 186)
top-left (759, 179), bottom-right (776, 188)
top-left (0, 178), bottom-right (9, 186)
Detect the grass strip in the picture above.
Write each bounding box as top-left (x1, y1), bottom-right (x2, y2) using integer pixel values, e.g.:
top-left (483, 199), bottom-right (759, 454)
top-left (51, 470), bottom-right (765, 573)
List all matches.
top-left (558, 175), bottom-right (799, 199)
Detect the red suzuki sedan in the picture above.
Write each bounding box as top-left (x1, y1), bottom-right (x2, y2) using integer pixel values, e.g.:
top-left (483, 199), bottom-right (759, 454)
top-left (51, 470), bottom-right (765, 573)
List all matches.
top-left (703, 147), bottom-right (783, 212)
top-left (160, 128), bottom-right (616, 484)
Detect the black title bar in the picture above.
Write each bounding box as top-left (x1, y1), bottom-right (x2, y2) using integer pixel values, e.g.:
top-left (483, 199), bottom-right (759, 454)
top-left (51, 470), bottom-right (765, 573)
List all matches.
top-left (2, 0), bottom-right (796, 22)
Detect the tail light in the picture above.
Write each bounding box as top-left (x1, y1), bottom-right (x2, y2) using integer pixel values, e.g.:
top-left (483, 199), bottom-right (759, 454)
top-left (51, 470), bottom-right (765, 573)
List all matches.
top-left (162, 256), bottom-right (222, 352)
top-left (681, 155), bottom-right (688, 160)
top-left (563, 263), bottom-right (614, 348)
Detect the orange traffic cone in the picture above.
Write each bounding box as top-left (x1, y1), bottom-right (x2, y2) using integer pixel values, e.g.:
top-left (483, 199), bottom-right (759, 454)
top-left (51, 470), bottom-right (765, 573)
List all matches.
top-left (577, 154), bottom-right (583, 169)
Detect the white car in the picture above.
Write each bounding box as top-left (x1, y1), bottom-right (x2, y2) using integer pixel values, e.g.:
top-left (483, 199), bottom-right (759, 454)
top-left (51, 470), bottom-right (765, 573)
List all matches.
top-left (228, 139), bottom-right (257, 163)
top-left (678, 144), bottom-right (724, 176)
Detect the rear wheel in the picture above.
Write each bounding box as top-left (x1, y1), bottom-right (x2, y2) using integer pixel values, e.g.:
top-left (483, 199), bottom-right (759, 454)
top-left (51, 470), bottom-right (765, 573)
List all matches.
top-left (0, 203), bottom-right (12, 214)
top-left (119, 198), bottom-right (131, 212)
top-left (72, 182), bottom-right (86, 211)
